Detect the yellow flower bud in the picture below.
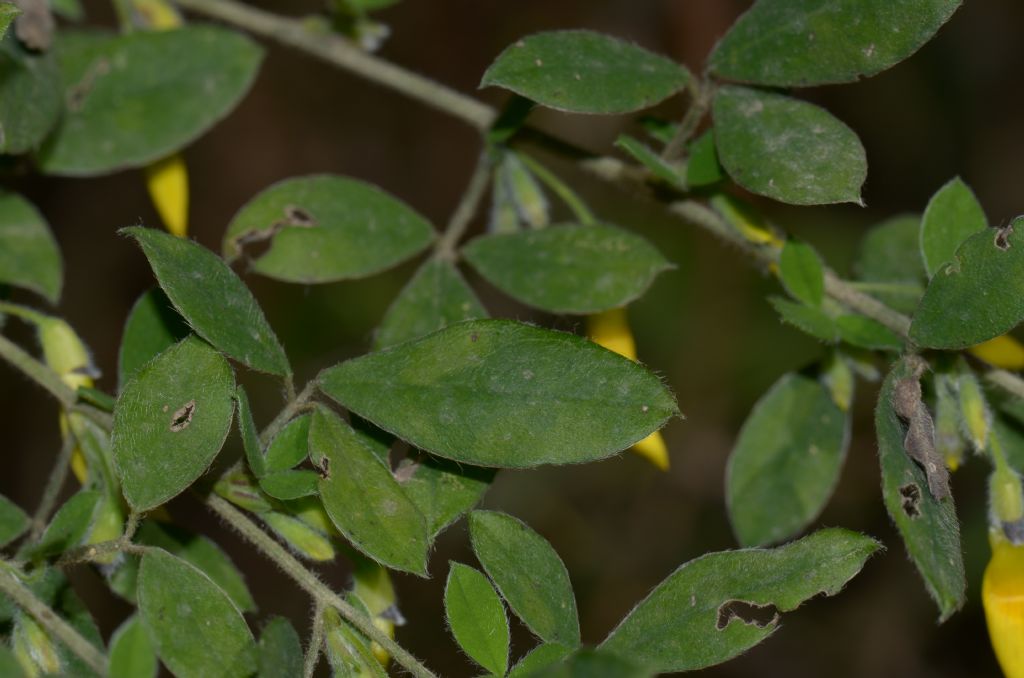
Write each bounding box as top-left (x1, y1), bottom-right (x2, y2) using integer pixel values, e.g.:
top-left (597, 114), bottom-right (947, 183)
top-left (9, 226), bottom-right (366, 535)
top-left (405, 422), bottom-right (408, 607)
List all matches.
top-left (352, 559), bottom-right (400, 667)
top-left (959, 368), bottom-right (992, 454)
top-left (984, 536), bottom-right (1024, 678)
top-left (130, 0), bottom-right (182, 29)
top-left (970, 334), bottom-right (1024, 371)
top-left (709, 194), bottom-right (784, 249)
top-left (322, 607), bottom-right (380, 677)
top-left (933, 373), bottom-right (966, 471)
top-left (144, 154), bottom-right (189, 238)
top-left (13, 615), bottom-right (60, 677)
top-left (821, 351), bottom-right (854, 413)
top-left (587, 308), bottom-right (669, 470)
top-left (262, 511), bottom-right (336, 562)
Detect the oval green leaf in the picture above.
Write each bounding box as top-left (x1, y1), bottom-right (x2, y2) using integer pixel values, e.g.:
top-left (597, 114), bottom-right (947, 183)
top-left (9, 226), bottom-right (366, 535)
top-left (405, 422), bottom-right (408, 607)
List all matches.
top-left (39, 26), bottom-right (263, 175)
top-left (708, 0), bottom-right (961, 87)
top-left (118, 287), bottom-right (189, 390)
top-left (112, 336), bottom-right (235, 511)
top-left (264, 413), bottom-right (311, 474)
top-left (0, 192), bottom-right (61, 303)
top-left (25, 490), bottom-right (100, 560)
top-left (910, 218), bottom-right (1024, 349)
top-left (875, 359), bottom-right (965, 620)
top-left (920, 177), bottom-right (988, 277)
top-left (713, 86), bottom-right (866, 205)
top-left (109, 614), bottom-right (157, 678)
top-left (318, 320), bottom-right (679, 467)
top-left (373, 257), bottom-right (487, 351)
top-left (400, 453), bottom-right (494, 538)
top-left (0, 493), bottom-right (27, 548)
top-left (309, 407), bottom-right (429, 575)
top-left (123, 227), bottom-right (290, 376)
top-left (835, 315), bottom-right (904, 351)
top-left (481, 30), bottom-right (689, 114)
top-left (222, 175), bottom-right (435, 284)
top-left (768, 296), bottom-right (837, 343)
top-left (138, 548), bottom-right (257, 678)
top-left (726, 373), bottom-right (848, 547)
top-left (0, 38), bottom-right (61, 155)
top-left (600, 528), bottom-right (880, 672)
top-left (445, 562), bottom-right (510, 675)
top-left (469, 510), bottom-right (580, 647)
top-left (778, 240), bottom-right (824, 307)
top-left (258, 617), bottom-right (303, 677)
top-left (464, 223), bottom-right (671, 314)
top-left (259, 470), bottom-right (319, 501)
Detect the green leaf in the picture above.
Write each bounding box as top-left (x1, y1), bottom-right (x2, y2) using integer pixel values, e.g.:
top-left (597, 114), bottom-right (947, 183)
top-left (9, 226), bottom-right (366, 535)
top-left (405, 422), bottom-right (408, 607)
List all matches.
top-left (236, 386), bottom-right (265, 478)
top-left (615, 135), bottom-right (685, 190)
top-left (109, 615), bottom-right (157, 678)
top-left (123, 227), bottom-right (290, 376)
top-left (319, 320), bottom-right (678, 467)
top-left (600, 528), bottom-right (880, 672)
top-left (853, 214), bottom-right (925, 314)
top-left (685, 130), bottom-right (724, 188)
top-left (713, 86), bottom-right (866, 205)
top-left (508, 643), bottom-right (574, 678)
top-left (920, 177), bottom-right (988, 277)
top-left (835, 315), bottom-right (904, 351)
top-left (400, 453), bottom-right (494, 538)
top-left (0, 37), bottom-right (61, 155)
top-left (527, 648), bottom-right (650, 678)
top-left (49, 0), bottom-right (83, 21)
top-left (727, 372), bottom-right (848, 547)
top-left (0, 4), bottom-right (19, 39)
top-left (309, 406), bottom-right (429, 575)
top-left (910, 219), bottom-right (1024, 349)
top-left (222, 175), bottom-right (435, 284)
top-left (444, 562), bottom-right (510, 675)
top-left (134, 521), bottom-right (256, 613)
top-left (481, 30), bottom-right (689, 115)
top-left (463, 224), bottom-right (672, 314)
top-left (0, 192), bottom-right (62, 303)
top-left (0, 646), bottom-right (24, 678)
top-left (767, 296), bottom-right (837, 343)
top-left (875, 359), bottom-right (964, 620)
top-left (39, 26), bottom-right (263, 175)
top-left (374, 257), bottom-right (487, 351)
top-left (264, 413), bottom-right (311, 473)
top-left (138, 548), bottom-right (258, 678)
top-left (117, 288), bottom-right (190, 390)
top-left (778, 240), bottom-right (825, 307)
top-left (257, 617), bottom-right (303, 678)
top-left (112, 336), bottom-right (235, 511)
top-left (0, 493), bottom-right (28, 547)
top-left (707, 0), bottom-right (961, 87)
top-left (26, 490), bottom-right (101, 560)
top-left (259, 470), bottom-right (319, 500)
top-left (469, 510), bottom-right (580, 647)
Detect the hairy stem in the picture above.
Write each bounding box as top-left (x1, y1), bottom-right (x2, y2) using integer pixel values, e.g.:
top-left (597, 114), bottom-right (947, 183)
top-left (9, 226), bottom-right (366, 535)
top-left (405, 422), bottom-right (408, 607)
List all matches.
top-left (662, 78), bottom-right (713, 161)
top-left (0, 567), bottom-right (109, 674)
top-left (303, 601), bottom-right (326, 678)
top-left (260, 379), bottom-right (318, 446)
top-left (436, 150), bottom-right (494, 260)
top-left (0, 334), bottom-right (76, 409)
top-left (174, 0), bottom-right (494, 130)
top-left (30, 434), bottom-right (76, 539)
top-left (204, 493), bottom-right (437, 678)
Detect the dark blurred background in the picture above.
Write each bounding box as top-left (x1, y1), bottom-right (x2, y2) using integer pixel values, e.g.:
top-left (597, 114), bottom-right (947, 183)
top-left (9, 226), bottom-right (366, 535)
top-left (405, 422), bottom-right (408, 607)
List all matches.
top-left (3, 1), bottom-right (1022, 675)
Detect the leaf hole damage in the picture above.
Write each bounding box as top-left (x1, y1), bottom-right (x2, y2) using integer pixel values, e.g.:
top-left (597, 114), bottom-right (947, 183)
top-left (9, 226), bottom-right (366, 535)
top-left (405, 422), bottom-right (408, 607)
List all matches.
top-left (899, 483), bottom-right (921, 518)
top-left (229, 205), bottom-right (318, 262)
top-left (169, 400), bottom-right (196, 432)
top-left (316, 456), bottom-right (330, 480)
top-left (995, 223), bottom-right (1014, 251)
top-left (716, 600), bottom-right (779, 630)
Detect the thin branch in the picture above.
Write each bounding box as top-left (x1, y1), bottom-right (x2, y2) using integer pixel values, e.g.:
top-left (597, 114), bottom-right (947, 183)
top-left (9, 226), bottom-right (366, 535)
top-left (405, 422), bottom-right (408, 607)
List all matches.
top-left (0, 334), bottom-right (76, 409)
top-left (303, 601), bottom-right (326, 678)
top-left (436, 150), bottom-right (494, 260)
top-left (30, 434), bottom-right (76, 538)
top-left (0, 566), bottom-right (109, 675)
top-left (260, 379), bottom-right (318, 446)
top-left (204, 493), bottom-right (438, 678)
top-left (174, 0), bottom-right (495, 130)
top-left (662, 78), bottom-right (713, 161)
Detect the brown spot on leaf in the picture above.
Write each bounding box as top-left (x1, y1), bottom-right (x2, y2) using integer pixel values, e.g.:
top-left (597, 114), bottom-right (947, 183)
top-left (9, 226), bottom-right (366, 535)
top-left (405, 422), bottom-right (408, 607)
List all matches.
top-left (316, 456), bottom-right (330, 480)
top-left (716, 600), bottom-right (779, 630)
top-left (899, 483), bottom-right (921, 518)
top-left (283, 205), bottom-right (317, 228)
top-left (996, 223), bottom-right (1014, 251)
top-left (67, 58), bottom-right (111, 111)
top-left (169, 400), bottom-right (196, 432)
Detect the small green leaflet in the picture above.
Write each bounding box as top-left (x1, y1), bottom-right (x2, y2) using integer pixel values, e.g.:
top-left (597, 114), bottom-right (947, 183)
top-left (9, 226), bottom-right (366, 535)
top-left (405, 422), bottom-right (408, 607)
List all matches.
top-left (257, 617), bottom-right (303, 677)
top-left (727, 373), bottom-right (849, 547)
top-left (263, 413), bottom-right (311, 473)
top-left (112, 336), bottom-right (235, 511)
top-left (222, 175), bottom-right (435, 284)
top-left (713, 86), bottom-right (866, 205)
top-left (469, 510), bottom-right (580, 647)
top-left (0, 4), bottom-right (19, 39)
top-left (685, 131), bottom-right (724, 188)
top-left (123, 227), bottom-right (290, 376)
top-left (118, 288), bottom-right (189, 390)
top-left (920, 177), bottom-right (988, 277)
top-left (0, 191), bottom-right (62, 303)
top-left (0, 38), bottom-right (62, 155)
top-left (768, 296), bottom-right (837, 343)
top-left (23, 490), bottom-right (101, 560)
top-left (875, 359), bottom-right (964, 620)
top-left (0, 493), bottom-right (28, 547)
top-left (39, 26), bottom-right (263, 175)
top-left (600, 529), bottom-right (880, 672)
top-left (615, 135), bottom-right (685, 190)
top-left (778, 240), bottom-right (824, 307)
top-left (852, 214), bottom-right (925, 314)
top-left (260, 470), bottom-right (319, 500)
top-left (708, 0), bottom-right (962, 87)
top-left (400, 453), bottom-right (494, 538)
top-left (444, 562), bottom-right (510, 675)
top-left (463, 223), bottom-right (672, 314)
top-left (137, 548), bottom-right (258, 678)
top-left (109, 615), bottom-right (157, 678)
top-left (481, 30), bottom-right (690, 115)
top-left (319, 320), bottom-right (678, 467)
top-left (235, 386), bottom-right (265, 478)
top-left (507, 643), bottom-right (573, 678)
top-left (910, 218), bottom-right (1024, 349)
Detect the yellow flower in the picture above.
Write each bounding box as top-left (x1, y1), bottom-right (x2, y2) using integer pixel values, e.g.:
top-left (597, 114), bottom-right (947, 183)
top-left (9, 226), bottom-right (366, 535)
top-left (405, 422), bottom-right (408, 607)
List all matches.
top-left (971, 335), bottom-right (1024, 371)
top-left (985, 535), bottom-right (1024, 678)
top-left (587, 308), bottom-right (669, 470)
top-left (144, 154), bottom-right (189, 238)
